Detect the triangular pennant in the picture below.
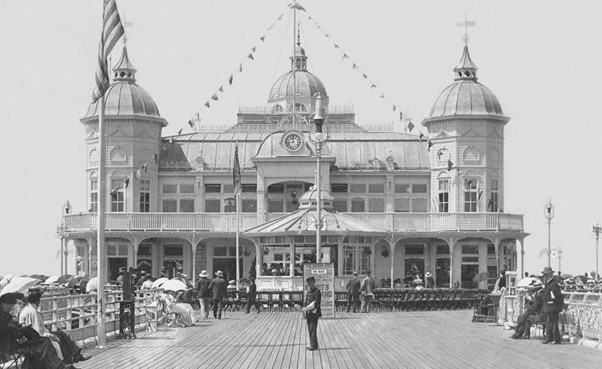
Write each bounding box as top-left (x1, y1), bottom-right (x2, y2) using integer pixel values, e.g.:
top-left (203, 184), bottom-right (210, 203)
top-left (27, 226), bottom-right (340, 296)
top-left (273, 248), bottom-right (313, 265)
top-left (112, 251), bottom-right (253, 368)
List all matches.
top-left (419, 132), bottom-right (425, 141)
top-left (447, 159), bottom-right (453, 171)
top-left (124, 178), bottom-right (130, 188)
top-left (188, 119), bottom-right (195, 129)
top-left (251, 46), bottom-right (256, 53)
top-left (247, 53), bottom-right (254, 60)
top-left (399, 111), bottom-right (403, 120)
top-left (370, 83), bottom-right (376, 89)
top-left (219, 86), bottom-right (223, 92)
top-left (334, 44), bottom-right (340, 49)
top-left (342, 53), bottom-right (349, 60)
top-left (205, 101), bottom-right (211, 108)
top-left (178, 128), bottom-right (183, 136)
top-left (260, 35), bottom-right (265, 42)
top-left (428, 140), bottom-right (434, 151)
top-left (142, 163), bottom-right (148, 172)
top-left (379, 93), bottom-right (385, 98)
top-left (408, 121), bottom-right (415, 132)
top-left (325, 34), bottom-right (330, 38)
top-left (229, 74), bottom-right (233, 85)
top-left (278, 14), bottom-right (283, 20)
top-left (239, 63), bottom-right (243, 72)
top-left (153, 153), bottom-right (158, 164)
top-left (211, 93), bottom-right (219, 101)
top-left (352, 63), bottom-right (358, 69)
top-left (392, 105), bottom-right (397, 112)
top-left (362, 74), bottom-right (368, 79)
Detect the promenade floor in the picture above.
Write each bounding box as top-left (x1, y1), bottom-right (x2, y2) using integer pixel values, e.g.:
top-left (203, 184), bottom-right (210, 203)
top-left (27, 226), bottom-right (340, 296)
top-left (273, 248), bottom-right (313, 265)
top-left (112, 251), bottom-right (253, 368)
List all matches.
top-left (78, 309), bottom-right (602, 369)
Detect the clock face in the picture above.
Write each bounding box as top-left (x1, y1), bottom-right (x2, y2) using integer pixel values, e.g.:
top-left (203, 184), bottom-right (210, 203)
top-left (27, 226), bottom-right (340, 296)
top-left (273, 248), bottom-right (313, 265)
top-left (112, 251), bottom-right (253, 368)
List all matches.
top-left (284, 133), bottom-right (303, 152)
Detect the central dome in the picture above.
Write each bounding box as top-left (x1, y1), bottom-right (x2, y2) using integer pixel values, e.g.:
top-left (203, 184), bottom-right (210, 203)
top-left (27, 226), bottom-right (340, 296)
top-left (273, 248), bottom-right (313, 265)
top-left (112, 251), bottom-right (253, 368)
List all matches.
top-left (267, 42), bottom-right (329, 113)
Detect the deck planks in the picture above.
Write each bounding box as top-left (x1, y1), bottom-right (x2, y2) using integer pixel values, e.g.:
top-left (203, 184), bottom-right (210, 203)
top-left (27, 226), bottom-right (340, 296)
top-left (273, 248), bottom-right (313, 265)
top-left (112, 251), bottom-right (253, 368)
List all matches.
top-left (77, 310), bottom-right (602, 369)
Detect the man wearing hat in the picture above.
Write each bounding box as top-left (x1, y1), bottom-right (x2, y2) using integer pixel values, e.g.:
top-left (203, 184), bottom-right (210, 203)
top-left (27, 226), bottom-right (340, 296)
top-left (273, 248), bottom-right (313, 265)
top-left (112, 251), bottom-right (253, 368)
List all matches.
top-left (424, 272), bottom-right (435, 288)
top-left (302, 276), bottom-right (321, 351)
top-left (511, 280), bottom-right (544, 339)
top-left (541, 266), bottom-right (563, 344)
top-left (345, 272), bottom-right (361, 313)
top-left (195, 270), bottom-right (212, 320)
top-left (209, 270), bottom-right (227, 319)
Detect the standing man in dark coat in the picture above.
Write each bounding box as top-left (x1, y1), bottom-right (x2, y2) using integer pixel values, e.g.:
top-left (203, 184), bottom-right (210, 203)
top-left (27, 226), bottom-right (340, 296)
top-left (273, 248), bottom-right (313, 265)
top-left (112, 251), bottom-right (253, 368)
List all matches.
top-left (346, 272), bottom-right (361, 313)
top-left (302, 276), bottom-right (321, 351)
top-left (195, 270), bottom-right (212, 320)
top-left (541, 267), bottom-right (564, 344)
top-left (209, 270), bottom-right (227, 319)
top-left (245, 278), bottom-right (260, 314)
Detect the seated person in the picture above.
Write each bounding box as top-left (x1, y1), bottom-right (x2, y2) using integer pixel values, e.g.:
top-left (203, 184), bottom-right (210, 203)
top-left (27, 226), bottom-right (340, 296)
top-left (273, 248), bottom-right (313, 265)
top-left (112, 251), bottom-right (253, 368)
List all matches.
top-left (1, 293), bottom-right (76, 369)
top-left (511, 282), bottom-right (544, 339)
top-left (19, 289), bottom-right (91, 364)
top-left (160, 291), bottom-right (195, 327)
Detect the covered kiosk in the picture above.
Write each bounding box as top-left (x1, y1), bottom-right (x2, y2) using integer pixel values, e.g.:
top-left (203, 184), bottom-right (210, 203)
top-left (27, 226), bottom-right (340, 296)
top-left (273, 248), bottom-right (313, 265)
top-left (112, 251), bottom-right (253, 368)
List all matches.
top-left (244, 188), bottom-right (388, 291)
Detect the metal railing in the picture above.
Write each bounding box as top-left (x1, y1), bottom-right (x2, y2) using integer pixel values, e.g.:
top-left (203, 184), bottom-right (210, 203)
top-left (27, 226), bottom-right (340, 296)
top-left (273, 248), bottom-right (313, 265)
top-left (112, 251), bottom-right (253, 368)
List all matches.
top-left (64, 212), bottom-right (523, 234)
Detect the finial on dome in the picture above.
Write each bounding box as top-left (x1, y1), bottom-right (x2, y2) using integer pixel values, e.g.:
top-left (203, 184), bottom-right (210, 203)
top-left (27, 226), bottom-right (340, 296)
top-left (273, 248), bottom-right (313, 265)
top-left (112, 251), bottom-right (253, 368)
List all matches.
top-left (453, 44), bottom-right (478, 81)
top-left (112, 45), bottom-right (137, 82)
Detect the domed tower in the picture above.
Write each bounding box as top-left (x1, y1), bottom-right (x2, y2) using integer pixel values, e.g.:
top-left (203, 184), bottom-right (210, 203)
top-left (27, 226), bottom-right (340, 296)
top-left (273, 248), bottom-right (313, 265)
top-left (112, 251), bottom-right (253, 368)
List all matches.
top-left (80, 46), bottom-right (167, 213)
top-left (268, 41), bottom-right (329, 114)
top-left (423, 43), bottom-right (509, 213)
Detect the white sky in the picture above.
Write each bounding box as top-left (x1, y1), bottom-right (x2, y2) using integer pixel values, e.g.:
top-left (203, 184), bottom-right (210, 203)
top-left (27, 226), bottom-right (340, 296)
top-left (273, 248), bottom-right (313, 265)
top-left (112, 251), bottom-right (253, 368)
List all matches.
top-left (1, 0), bottom-right (601, 278)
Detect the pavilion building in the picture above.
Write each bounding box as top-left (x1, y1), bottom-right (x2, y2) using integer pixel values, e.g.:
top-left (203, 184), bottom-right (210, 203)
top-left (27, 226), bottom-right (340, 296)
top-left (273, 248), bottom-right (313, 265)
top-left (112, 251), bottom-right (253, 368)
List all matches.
top-left (63, 32), bottom-right (526, 291)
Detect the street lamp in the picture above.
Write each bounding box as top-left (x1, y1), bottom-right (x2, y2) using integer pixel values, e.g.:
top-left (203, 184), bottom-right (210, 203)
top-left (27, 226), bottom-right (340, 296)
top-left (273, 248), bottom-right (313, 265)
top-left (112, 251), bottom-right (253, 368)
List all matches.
top-left (544, 199), bottom-right (554, 268)
top-left (312, 92), bottom-right (326, 263)
top-left (593, 221), bottom-right (601, 279)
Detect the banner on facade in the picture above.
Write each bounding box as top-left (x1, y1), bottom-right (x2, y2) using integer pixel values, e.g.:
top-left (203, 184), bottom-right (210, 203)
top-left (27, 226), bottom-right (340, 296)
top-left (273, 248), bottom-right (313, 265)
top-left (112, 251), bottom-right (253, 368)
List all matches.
top-left (303, 263), bottom-right (335, 318)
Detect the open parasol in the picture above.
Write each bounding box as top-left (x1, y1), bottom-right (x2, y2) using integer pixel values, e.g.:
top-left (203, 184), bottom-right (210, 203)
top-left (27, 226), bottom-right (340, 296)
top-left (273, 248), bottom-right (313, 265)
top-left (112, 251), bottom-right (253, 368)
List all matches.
top-left (85, 277), bottom-right (99, 293)
top-left (160, 279), bottom-right (188, 292)
top-left (0, 277), bottom-right (42, 296)
top-left (151, 277), bottom-right (169, 289)
top-left (44, 276), bottom-right (60, 284)
top-left (516, 277), bottom-right (540, 288)
top-left (472, 272), bottom-right (490, 283)
top-left (56, 274), bottom-right (74, 284)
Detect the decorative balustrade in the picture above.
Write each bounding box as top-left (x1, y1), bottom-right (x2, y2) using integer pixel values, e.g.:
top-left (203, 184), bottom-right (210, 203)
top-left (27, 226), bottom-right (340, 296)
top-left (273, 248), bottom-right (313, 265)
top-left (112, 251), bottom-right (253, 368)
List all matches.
top-left (65, 212), bottom-right (523, 234)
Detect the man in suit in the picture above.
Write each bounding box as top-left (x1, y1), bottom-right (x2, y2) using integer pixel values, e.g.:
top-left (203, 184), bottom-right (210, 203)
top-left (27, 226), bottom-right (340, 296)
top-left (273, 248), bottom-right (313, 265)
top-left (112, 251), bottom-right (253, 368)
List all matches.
top-left (541, 267), bottom-right (564, 344)
top-left (208, 270), bottom-right (227, 319)
top-left (511, 281), bottom-right (544, 339)
top-left (302, 276), bottom-right (321, 351)
top-left (195, 270), bottom-right (212, 320)
top-left (245, 278), bottom-right (260, 314)
top-left (346, 272), bottom-right (361, 313)
top-left (360, 271), bottom-right (376, 313)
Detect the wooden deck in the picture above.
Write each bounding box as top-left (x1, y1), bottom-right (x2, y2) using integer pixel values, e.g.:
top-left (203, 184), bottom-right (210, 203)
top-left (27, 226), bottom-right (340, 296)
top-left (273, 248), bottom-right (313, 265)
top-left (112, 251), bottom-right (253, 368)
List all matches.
top-left (78, 310), bottom-right (602, 369)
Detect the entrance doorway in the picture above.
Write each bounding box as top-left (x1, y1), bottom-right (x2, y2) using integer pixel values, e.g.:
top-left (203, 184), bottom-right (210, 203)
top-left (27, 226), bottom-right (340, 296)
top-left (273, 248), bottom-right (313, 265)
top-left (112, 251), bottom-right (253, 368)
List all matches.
top-left (109, 258), bottom-right (127, 282)
top-left (213, 258), bottom-right (243, 282)
top-left (461, 264), bottom-right (479, 289)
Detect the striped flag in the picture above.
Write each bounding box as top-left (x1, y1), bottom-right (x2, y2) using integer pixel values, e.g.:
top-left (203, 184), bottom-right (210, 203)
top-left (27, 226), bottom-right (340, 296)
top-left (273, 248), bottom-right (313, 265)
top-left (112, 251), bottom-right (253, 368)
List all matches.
top-left (92, 0), bottom-right (125, 103)
top-left (233, 144), bottom-right (242, 194)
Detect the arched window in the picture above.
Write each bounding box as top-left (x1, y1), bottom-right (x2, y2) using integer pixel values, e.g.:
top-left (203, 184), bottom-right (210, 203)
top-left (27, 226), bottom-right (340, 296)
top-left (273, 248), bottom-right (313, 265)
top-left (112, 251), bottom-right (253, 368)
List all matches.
top-left (272, 104), bottom-right (283, 113)
top-left (295, 103), bottom-right (306, 112)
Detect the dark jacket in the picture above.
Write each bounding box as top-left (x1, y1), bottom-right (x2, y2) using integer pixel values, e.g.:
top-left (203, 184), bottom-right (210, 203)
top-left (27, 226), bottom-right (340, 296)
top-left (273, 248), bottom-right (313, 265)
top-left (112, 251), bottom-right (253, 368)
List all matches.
top-left (526, 290), bottom-right (544, 314)
top-left (248, 282), bottom-right (257, 297)
top-left (0, 310), bottom-right (19, 353)
top-left (305, 286), bottom-right (322, 318)
top-left (208, 277), bottom-right (227, 299)
top-left (542, 278), bottom-right (563, 313)
top-left (346, 278), bottom-right (361, 296)
top-left (195, 277), bottom-right (212, 298)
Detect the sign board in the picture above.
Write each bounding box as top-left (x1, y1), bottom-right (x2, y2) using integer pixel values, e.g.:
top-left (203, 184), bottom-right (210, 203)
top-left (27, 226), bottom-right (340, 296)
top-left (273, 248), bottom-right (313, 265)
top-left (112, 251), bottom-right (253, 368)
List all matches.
top-left (303, 263), bottom-right (335, 318)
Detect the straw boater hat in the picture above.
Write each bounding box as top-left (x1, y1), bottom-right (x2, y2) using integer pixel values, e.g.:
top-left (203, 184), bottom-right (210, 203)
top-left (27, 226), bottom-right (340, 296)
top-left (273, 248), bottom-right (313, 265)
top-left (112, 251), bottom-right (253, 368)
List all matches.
top-left (199, 270), bottom-right (209, 278)
top-left (425, 272), bottom-right (432, 278)
top-left (215, 270), bottom-right (224, 277)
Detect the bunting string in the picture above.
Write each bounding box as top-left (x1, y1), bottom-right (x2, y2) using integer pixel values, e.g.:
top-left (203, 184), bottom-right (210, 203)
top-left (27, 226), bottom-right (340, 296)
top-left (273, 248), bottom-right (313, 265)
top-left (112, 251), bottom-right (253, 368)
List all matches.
top-left (185, 10), bottom-right (286, 132)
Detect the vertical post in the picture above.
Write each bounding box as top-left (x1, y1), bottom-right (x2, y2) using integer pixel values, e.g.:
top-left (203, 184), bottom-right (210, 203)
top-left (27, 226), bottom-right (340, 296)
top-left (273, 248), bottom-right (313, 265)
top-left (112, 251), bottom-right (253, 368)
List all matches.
top-left (313, 93), bottom-right (324, 264)
top-left (519, 238), bottom-right (525, 278)
top-left (593, 222), bottom-right (600, 280)
top-left (389, 241), bottom-right (395, 288)
top-left (97, 96), bottom-right (107, 347)
top-left (235, 192), bottom-right (240, 289)
top-left (544, 199), bottom-right (554, 268)
top-left (60, 237), bottom-right (65, 275)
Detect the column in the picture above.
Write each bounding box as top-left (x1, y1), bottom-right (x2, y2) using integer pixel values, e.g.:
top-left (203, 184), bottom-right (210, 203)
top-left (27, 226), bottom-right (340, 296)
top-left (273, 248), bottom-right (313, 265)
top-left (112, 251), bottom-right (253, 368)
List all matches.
top-left (86, 237), bottom-right (95, 276)
top-left (191, 235), bottom-right (197, 284)
top-left (446, 238), bottom-right (457, 288)
top-left (519, 237), bottom-right (525, 278)
top-left (254, 240), bottom-right (262, 277)
top-left (289, 237), bottom-right (295, 277)
top-left (389, 239), bottom-right (395, 288)
top-left (131, 238), bottom-right (141, 270)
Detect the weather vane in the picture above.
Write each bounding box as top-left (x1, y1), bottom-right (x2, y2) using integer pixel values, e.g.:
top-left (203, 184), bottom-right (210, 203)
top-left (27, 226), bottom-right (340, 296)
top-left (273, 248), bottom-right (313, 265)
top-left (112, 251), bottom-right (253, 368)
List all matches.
top-left (122, 13), bottom-right (135, 46)
top-left (456, 13), bottom-right (476, 45)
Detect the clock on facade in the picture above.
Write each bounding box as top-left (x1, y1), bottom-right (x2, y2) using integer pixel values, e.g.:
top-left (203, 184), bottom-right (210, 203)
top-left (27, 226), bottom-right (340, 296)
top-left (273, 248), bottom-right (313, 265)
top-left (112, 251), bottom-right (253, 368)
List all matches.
top-left (283, 132), bottom-right (303, 152)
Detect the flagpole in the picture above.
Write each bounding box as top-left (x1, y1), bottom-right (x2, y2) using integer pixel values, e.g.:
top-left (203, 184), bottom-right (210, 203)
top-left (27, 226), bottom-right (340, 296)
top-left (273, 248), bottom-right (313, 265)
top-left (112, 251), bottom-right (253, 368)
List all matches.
top-left (97, 94), bottom-right (107, 347)
top-left (292, 8), bottom-right (296, 127)
top-left (235, 191), bottom-right (240, 290)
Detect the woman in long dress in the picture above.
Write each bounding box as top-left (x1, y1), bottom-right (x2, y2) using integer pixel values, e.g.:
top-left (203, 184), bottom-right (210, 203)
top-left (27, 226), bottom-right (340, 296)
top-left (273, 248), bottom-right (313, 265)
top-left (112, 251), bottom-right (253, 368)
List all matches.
top-left (161, 291), bottom-right (195, 327)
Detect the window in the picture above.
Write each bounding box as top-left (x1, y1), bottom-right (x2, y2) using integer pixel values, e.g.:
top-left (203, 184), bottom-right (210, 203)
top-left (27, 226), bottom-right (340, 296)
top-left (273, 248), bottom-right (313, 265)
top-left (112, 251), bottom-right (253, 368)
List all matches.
top-left (224, 198), bottom-right (236, 213)
top-left (180, 199), bottom-right (194, 212)
top-left (368, 184), bottom-right (384, 193)
top-left (395, 184), bottom-right (411, 193)
top-left (205, 199), bottom-right (221, 212)
top-left (268, 199), bottom-right (284, 212)
top-left (242, 184), bottom-right (257, 193)
top-left (90, 180), bottom-right (98, 213)
top-left (395, 198), bottom-right (410, 212)
top-left (110, 179), bottom-right (125, 212)
top-left (163, 184), bottom-right (177, 193)
top-left (342, 238), bottom-right (372, 275)
top-left (268, 184), bottom-right (284, 193)
top-left (490, 179), bottom-right (499, 212)
top-left (464, 180), bottom-right (477, 212)
top-left (351, 198), bottom-right (365, 212)
top-left (333, 199), bottom-right (348, 212)
top-left (331, 184), bottom-right (348, 193)
top-left (412, 184), bottom-right (427, 193)
top-left (411, 198), bottom-right (427, 212)
top-left (162, 199), bottom-right (177, 212)
top-left (163, 245), bottom-right (184, 276)
top-left (180, 184), bottom-right (194, 194)
top-left (242, 199), bottom-right (256, 213)
top-left (223, 184), bottom-right (234, 193)
top-left (368, 198), bottom-right (384, 212)
top-left (205, 184), bottom-right (221, 193)
top-left (438, 179), bottom-right (449, 213)
top-left (140, 180), bottom-right (150, 212)
top-left (350, 184), bottom-right (366, 193)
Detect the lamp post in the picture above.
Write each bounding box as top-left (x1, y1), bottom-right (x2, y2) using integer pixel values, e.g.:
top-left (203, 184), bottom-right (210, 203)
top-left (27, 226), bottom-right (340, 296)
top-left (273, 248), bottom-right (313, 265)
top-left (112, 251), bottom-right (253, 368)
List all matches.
top-left (593, 222), bottom-right (601, 279)
top-left (312, 93), bottom-right (326, 263)
top-left (544, 199), bottom-right (554, 268)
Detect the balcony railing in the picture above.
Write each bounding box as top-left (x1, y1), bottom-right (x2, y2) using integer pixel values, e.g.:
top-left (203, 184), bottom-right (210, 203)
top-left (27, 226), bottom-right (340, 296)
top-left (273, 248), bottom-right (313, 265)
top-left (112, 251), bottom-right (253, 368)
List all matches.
top-left (64, 212), bottom-right (523, 234)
